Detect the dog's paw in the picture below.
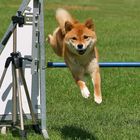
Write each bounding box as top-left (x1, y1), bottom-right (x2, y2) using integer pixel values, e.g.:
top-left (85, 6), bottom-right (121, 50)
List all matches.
top-left (81, 87), bottom-right (90, 98)
top-left (94, 94), bottom-right (102, 104)
top-left (47, 34), bottom-right (53, 43)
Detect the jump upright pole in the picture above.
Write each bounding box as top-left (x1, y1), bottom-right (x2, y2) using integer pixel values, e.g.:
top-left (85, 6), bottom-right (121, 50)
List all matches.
top-left (47, 62), bottom-right (140, 68)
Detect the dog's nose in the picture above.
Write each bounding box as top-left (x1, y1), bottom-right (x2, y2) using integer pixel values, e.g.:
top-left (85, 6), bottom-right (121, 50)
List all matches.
top-left (77, 44), bottom-right (83, 49)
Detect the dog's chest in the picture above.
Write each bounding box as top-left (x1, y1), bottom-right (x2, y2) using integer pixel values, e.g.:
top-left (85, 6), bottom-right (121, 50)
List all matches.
top-left (67, 54), bottom-right (98, 74)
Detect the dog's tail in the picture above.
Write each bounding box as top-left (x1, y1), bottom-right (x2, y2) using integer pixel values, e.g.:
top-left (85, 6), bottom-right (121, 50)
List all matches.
top-left (56, 8), bottom-right (74, 33)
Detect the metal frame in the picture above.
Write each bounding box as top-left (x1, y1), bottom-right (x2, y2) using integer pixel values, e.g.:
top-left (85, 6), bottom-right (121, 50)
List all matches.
top-left (0, 0), bottom-right (49, 139)
top-left (39, 0), bottom-right (49, 138)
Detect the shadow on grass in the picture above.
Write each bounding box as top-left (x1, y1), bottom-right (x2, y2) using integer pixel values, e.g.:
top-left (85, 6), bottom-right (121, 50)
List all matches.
top-left (55, 125), bottom-right (98, 140)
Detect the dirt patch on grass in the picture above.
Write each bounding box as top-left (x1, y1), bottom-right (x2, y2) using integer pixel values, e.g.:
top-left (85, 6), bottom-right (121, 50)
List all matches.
top-left (0, 3), bottom-right (98, 11)
top-left (0, 5), bottom-right (18, 8)
top-left (45, 4), bottom-right (99, 11)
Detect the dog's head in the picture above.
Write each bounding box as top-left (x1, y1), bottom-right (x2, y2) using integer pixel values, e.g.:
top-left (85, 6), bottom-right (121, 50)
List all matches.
top-left (64, 19), bottom-right (97, 55)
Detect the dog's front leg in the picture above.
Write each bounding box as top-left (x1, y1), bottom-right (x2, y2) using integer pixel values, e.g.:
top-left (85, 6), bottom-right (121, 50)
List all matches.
top-left (67, 63), bottom-right (90, 98)
top-left (75, 79), bottom-right (90, 99)
top-left (90, 67), bottom-right (102, 104)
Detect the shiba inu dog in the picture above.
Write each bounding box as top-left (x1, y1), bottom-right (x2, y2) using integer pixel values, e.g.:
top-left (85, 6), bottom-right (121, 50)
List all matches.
top-left (48, 8), bottom-right (102, 104)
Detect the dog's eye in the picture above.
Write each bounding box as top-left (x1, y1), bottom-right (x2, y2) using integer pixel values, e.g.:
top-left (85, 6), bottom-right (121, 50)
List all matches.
top-left (83, 35), bottom-right (89, 39)
top-left (71, 37), bottom-right (77, 40)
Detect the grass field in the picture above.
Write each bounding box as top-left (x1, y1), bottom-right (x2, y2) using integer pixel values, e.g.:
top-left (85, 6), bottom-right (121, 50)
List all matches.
top-left (0, 0), bottom-right (140, 139)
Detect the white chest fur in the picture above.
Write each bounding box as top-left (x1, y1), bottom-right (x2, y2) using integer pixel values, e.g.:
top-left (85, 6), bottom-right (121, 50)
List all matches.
top-left (65, 52), bottom-right (98, 75)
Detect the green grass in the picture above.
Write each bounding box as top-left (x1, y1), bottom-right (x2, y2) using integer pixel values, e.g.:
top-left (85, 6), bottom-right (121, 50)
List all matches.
top-left (1, 0), bottom-right (140, 139)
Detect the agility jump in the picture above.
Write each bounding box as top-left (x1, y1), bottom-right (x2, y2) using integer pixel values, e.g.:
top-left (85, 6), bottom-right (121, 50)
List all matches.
top-left (0, 0), bottom-right (49, 139)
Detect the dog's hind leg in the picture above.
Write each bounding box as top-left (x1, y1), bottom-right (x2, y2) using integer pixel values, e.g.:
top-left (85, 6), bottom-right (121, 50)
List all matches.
top-left (48, 34), bottom-right (55, 46)
top-left (48, 27), bottom-right (64, 57)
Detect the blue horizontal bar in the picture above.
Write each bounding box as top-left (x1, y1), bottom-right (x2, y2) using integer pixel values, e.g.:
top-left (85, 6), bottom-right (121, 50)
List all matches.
top-left (47, 62), bottom-right (140, 68)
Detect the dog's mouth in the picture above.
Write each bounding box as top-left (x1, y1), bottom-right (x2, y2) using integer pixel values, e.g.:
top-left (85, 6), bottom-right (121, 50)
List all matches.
top-left (77, 49), bottom-right (87, 55)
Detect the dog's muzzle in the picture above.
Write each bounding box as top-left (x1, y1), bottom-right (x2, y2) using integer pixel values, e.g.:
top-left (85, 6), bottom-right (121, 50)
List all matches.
top-left (77, 49), bottom-right (87, 55)
top-left (77, 44), bottom-right (87, 55)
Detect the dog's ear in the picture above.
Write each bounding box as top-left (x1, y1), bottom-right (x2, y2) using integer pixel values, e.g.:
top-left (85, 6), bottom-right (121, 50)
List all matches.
top-left (85, 19), bottom-right (94, 30)
top-left (65, 21), bottom-right (73, 33)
